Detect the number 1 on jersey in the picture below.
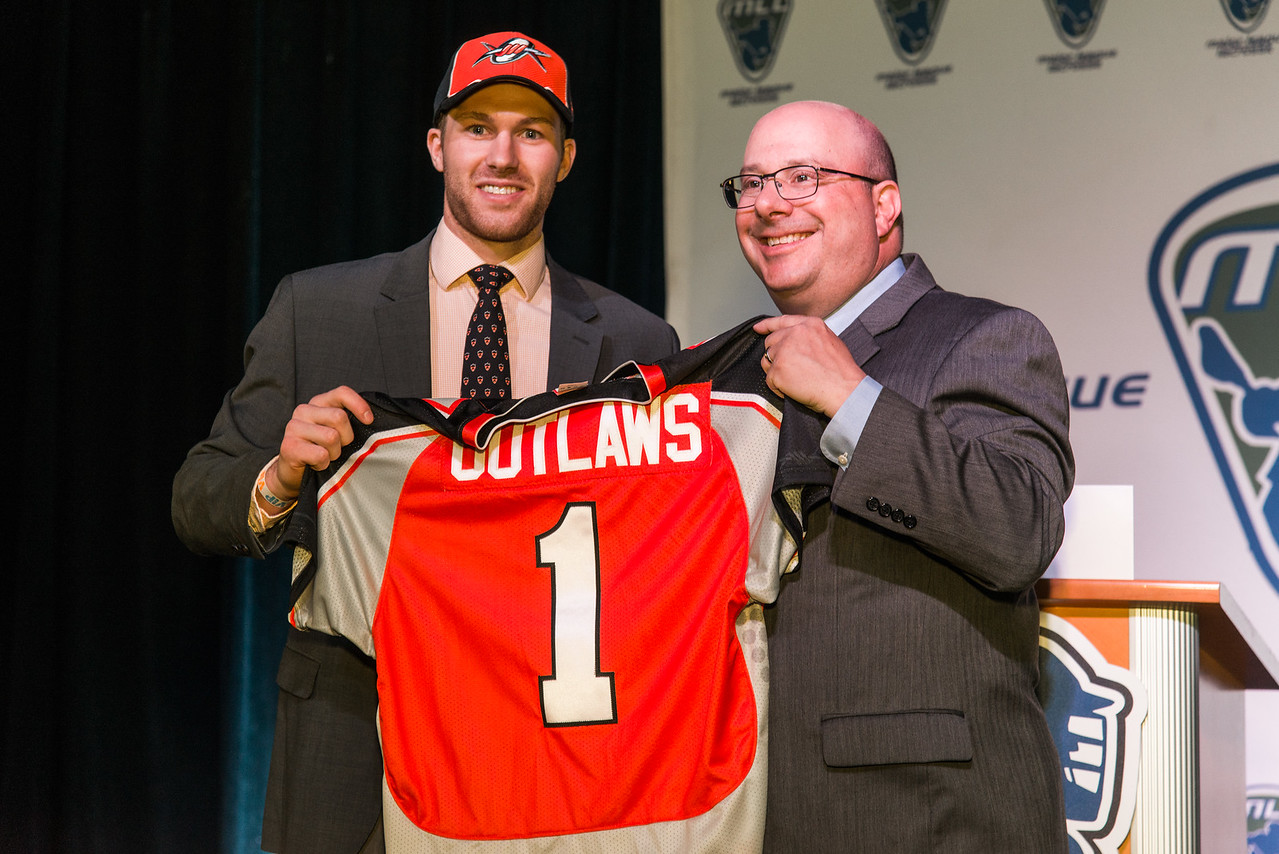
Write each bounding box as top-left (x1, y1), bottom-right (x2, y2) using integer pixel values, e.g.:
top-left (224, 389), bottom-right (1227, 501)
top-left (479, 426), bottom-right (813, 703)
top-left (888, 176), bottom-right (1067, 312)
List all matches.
top-left (536, 502), bottom-right (618, 727)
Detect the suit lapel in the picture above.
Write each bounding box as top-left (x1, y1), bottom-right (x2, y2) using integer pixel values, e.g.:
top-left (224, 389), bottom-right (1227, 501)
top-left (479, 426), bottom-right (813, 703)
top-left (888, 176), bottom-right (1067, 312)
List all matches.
top-left (368, 239), bottom-right (608, 397)
top-left (545, 255), bottom-right (604, 389)
top-left (839, 253), bottom-right (937, 361)
top-left (373, 232), bottom-right (434, 397)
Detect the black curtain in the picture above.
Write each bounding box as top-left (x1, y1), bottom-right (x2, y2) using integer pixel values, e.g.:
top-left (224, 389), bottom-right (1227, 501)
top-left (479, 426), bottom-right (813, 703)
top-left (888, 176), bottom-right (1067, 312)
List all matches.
top-left (4, 2), bottom-right (665, 851)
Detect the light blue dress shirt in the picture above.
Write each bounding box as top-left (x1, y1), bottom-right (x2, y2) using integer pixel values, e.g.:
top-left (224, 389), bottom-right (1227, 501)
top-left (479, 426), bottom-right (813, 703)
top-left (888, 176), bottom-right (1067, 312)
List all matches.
top-left (817, 257), bottom-right (905, 470)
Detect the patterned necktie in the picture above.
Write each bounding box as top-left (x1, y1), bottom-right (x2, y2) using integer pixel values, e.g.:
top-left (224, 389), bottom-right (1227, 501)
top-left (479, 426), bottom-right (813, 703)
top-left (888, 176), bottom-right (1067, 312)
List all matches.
top-left (461, 264), bottom-right (514, 400)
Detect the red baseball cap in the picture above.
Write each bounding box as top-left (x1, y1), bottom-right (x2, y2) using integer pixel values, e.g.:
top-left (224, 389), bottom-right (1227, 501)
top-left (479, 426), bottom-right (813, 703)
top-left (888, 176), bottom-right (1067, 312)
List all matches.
top-left (433, 32), bottom-right (574, 135)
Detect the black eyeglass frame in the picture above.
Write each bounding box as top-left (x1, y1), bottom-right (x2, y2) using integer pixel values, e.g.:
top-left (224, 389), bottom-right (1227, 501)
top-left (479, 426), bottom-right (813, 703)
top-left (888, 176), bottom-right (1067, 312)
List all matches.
top-left (719, 165), bottom-right (882, 209)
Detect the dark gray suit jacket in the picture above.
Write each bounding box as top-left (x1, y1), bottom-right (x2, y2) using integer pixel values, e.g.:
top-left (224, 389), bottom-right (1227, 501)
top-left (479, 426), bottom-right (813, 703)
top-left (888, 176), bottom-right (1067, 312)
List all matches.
top-left (171, 231), bottom-right (678, 854)
top-left (764, 254), bottom-right (1074, 853)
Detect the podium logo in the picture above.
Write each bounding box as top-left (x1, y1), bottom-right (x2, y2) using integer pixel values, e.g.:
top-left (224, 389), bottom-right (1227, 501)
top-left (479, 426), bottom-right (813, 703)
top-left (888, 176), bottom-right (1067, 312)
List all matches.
top-left (1038, 613), bottom-right (1146, 854)
top-left (1149, 164), bottom-right (1279, 596)
top-left (1042, 0), bottom-right (1107, 48)
top-left (718, 0), bottom-right (793, 82)
top-left (1250, 786), bottom-right (1279, 854)
top-left (1221, 0), bottom-right (1272, 33)
top-left (875, 0), bottom-right (948, 65)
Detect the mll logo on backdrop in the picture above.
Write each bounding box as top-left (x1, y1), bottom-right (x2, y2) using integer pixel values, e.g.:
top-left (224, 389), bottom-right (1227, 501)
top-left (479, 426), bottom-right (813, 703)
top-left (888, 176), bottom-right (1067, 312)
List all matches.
top-left (1038, 614), bottom-right (1146, 854)
top-left (1149, 163), bottom-right (1279, 595)
top-left (718, 0), bottom-right (792, 82)
top-left (1250, 786), bottom-right (1279, 853)
top-left (1221, 0), bottom-right (1272, 33)
top-left (875, 0), bottom-right (947, 65)
top-left (1043, 0), bottom-right (1107, 48)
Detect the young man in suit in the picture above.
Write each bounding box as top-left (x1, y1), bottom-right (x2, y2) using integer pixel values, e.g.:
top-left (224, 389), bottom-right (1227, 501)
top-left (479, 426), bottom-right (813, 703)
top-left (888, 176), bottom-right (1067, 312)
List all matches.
top-left (173, 31), bottom-right (677, 854)
top-left (724, 100), bottom-right (1073, 852)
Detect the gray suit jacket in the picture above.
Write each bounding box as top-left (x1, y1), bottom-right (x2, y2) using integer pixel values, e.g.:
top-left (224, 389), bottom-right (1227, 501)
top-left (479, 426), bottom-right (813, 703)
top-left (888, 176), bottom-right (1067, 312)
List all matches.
top-left (171, 231), bottom-right (678, 854)
top-left (764, 254), bottom-right (1074, 853)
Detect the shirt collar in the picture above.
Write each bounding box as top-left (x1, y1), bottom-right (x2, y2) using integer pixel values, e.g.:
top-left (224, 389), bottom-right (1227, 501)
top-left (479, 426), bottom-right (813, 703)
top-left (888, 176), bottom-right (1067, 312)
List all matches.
top-left (823, 256), bottom-right (906, 336)
top-left (429, 218), bottom-right (547, 300)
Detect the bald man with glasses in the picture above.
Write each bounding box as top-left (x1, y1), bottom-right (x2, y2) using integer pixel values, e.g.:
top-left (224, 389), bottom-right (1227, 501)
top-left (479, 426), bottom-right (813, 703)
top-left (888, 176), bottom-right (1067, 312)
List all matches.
top-left (724, 100), bottom-right (1074, 852)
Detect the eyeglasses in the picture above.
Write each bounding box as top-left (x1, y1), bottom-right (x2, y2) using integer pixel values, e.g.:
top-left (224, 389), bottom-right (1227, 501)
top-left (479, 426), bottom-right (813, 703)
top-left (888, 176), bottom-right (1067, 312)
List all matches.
top-left (719, 165), bottom-right (881, 209)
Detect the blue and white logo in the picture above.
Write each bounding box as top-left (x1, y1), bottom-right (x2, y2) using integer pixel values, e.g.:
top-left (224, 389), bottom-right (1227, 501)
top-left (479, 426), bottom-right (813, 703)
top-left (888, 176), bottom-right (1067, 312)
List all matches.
top-left (1250, 786), bottom-right (1279, 854)
top-left (718, 0), bottom-right (793, 83)
top-left (1038, 613), bottom-right (1147, 854)
top-left (875, 0), bottom-right (948, 65)
top-left (1149, 163), bottom-right (1279, 596)
top-left (1221, 0), bottom-right (1272, 33)
top-left (1042, 0), bottom-right (1107, 48)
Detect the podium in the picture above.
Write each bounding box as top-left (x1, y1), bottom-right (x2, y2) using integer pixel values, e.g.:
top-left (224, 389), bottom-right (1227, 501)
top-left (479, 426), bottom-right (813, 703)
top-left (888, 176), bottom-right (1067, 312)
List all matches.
top-left (1036, 578), bottom-right (1279, 853)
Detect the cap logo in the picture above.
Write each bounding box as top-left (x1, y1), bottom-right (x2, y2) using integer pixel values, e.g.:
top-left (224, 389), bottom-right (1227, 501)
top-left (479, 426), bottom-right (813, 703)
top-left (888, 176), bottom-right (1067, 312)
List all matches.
top-left (435, 31), bottom-right (573, 129)
top-left (475, 37), bottom-right (552, 71)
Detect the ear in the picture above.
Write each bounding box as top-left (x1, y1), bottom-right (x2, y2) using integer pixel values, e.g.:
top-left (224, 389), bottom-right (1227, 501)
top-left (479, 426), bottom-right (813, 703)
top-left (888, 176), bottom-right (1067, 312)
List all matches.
top-left (427, 126), bottom-right (445, 174)
top-left (556, 138), bottom-right (577, 182)
top-left (873, 181), bottom-right (902, 238)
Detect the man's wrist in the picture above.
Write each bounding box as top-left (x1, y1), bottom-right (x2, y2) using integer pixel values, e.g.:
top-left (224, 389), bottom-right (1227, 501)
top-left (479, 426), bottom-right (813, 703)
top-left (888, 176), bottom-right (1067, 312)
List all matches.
top-left (249, 456), bottom-right (297, 534)
top-left (257, 464), bottom-right (297, 510)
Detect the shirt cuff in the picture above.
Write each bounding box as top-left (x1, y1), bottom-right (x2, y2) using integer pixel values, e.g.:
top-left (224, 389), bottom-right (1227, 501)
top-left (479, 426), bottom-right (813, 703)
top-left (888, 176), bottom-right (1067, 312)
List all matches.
top-left (820, 377), bottom-right (882, 469)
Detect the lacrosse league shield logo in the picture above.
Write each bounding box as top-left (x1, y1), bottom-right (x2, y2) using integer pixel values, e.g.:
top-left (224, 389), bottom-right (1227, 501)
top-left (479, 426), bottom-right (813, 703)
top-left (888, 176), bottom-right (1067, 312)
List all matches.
top-left (1150, 163), bottom-right (1279, 595)
top-left (1221, 0), bottom-right (1272, 32)
top-left (875, 0), bottom-right (947, 65)
top-left (1038, 613), bottom-right (1147, 854)
top-left (1042, 0), bottom-right (1107, 48)
top-left (1250, 786), bottom-right (1279, 853)
top-left (719, 0), bottom-right (793, 82)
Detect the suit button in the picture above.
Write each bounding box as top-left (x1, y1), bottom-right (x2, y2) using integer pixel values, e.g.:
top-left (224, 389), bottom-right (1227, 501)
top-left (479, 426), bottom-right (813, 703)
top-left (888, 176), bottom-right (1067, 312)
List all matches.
top-left (878, 502), bottom-right (893, 518)
top-left (866, 497), bottom-right (880, 512)
top-left (232, 543), bottom-right (249, 555)
top-left (903, 515), bottom-right (917, 529)
top-left (891, 508), bottom-right (905, 523)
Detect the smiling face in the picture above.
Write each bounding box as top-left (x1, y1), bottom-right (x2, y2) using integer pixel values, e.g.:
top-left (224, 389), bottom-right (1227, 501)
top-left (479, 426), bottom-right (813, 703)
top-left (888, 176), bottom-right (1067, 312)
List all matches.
top-left (735, 101), bottom-right (902, 318)
top-left (427, 83), bottom-right (576, 261)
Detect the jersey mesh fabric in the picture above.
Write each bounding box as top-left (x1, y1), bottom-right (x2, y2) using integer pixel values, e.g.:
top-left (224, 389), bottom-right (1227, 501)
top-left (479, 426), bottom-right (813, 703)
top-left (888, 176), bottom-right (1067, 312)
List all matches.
top-left (293, 320), bottom-right (799, 852)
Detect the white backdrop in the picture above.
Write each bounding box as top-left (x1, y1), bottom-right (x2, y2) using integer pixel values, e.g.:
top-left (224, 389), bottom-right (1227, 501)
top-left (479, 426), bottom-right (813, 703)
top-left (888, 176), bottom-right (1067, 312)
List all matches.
top-left (662, 0), bottom-right (1279, 832)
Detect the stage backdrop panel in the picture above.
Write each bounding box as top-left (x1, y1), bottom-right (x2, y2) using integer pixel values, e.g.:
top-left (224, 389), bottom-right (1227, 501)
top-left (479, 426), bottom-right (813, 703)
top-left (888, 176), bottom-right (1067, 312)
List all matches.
top-left (663, 0), bottom-right (1279, 847)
